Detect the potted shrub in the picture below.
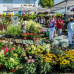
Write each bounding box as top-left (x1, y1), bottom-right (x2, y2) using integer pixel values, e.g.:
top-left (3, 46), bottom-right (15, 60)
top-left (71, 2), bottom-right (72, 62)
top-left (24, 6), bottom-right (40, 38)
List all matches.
top-left (5, 58), bottom-right (20, 72)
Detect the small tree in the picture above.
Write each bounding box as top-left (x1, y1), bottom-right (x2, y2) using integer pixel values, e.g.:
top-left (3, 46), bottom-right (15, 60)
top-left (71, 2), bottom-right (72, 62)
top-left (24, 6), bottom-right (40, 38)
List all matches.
top-left (39, 0), bottom-right (54, 8)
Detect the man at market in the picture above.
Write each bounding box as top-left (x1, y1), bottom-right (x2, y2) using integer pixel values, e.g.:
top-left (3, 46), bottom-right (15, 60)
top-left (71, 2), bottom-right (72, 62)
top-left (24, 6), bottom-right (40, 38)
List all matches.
top-left (56, 16), bottom-right (64, 36)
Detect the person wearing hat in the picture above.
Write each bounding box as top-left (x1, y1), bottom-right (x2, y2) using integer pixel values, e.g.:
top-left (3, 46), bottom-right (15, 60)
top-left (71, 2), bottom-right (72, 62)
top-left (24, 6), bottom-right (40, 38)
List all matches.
top-left (67, 17), bottom-right (74, 47)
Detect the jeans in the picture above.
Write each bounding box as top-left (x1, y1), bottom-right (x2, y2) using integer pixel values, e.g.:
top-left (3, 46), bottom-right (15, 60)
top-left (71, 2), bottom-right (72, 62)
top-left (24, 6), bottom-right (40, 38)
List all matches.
top-left (58, 29), bottom-right (62, 36)
top-left (68, 32), bottom-right (73, 44)
top-left (41, 23), bottom-right (43, 26)
top-left (49, 28), bottom-right (54, 40)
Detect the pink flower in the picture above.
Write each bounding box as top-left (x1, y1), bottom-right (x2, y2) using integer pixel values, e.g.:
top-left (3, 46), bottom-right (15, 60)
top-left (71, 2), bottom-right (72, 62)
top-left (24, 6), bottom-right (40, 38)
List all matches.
top-left (26, 44), bottom-right (28, 47)
top-left (5, 48), bottom-right (7, 51)
top-left (9, 48), bottom-right (11, 51)
top-left (31, 59), bottom-right (35, 63)
top-left (22, 48), bottom-right (24, 50)
top-left (28, 60), bottom-right (31, 63)
top-left (26, 48), bottom-right (28, 50)
top-left (13, 45), bottom-right (16, 46)
top-left (29, 56), bottom-right (32, 59)
top-left (25, 57), bottom-right (28, 60)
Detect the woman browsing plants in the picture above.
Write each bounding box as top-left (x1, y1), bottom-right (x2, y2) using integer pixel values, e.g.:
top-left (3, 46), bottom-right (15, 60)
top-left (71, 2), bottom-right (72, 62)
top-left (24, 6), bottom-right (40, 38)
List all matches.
top-left (22, 18), bottom-right (27, 33)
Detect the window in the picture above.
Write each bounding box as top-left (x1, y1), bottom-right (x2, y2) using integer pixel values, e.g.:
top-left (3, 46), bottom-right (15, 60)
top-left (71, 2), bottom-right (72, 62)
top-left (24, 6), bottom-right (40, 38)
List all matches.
top-left (3, 0), bottom-right (13, 7)
top-left (25, 0), bottom-right (30, 4)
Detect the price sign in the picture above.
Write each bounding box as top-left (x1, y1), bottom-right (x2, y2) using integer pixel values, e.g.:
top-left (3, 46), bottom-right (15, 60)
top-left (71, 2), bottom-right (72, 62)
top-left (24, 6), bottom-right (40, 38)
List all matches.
top-left (15, 39), bottom-right (22, 43)
top-left (23, 40), bottom-right (33, 44)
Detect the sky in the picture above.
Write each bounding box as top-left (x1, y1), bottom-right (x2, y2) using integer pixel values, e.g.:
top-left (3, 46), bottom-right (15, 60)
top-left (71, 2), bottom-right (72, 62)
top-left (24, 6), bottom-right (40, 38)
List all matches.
top-left (38, 0), bottom-right (40, 3)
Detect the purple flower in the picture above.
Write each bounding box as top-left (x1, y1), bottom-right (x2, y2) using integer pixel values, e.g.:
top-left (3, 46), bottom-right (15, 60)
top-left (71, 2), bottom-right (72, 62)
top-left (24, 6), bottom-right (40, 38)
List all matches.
top-left (31, 59), bottom-right (35, 63)
top-left (28, 60), bottom-right (31, 63)
top-left (25, 57), bottom-right (28, 60)
top-left (29, 56), bottom-right (32, 59)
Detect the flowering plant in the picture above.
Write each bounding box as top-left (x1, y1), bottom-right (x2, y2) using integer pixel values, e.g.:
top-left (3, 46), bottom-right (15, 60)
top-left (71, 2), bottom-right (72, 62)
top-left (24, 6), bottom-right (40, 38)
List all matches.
top-left (5, 58), bottom-right (20, 70)
top-left (13, 46), bottom-right (24, 58)
top-left (23, 56), bottom-right (36, 74)
top-left (0, 50), bottom-right (5, 65)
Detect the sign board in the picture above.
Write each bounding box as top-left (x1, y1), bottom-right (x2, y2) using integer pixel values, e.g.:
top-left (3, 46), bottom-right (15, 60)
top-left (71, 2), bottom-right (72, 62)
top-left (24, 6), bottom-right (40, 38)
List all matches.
top-left (11, 16), bottom-right (18, 25)
top-left (23, 40), bottom-right (33, 44)
top-left (15, 39), bottom-right (22, 43)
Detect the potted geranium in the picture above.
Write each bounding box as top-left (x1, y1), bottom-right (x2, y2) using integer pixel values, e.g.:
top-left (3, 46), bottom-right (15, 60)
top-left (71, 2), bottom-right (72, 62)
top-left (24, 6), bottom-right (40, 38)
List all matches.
top-left (5, 58), bottom-right (20, 72)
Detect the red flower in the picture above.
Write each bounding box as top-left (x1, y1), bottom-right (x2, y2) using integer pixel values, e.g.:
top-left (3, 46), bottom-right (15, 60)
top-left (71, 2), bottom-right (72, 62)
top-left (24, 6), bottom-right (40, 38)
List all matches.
top-left (9, 48), bottom-right (11, 51)
top-left (12, 48), bottom-right (14, 50)
top-left (4, 51), bottom-right (7, 54)
top-left (5, 46), bottom-right (7, 48)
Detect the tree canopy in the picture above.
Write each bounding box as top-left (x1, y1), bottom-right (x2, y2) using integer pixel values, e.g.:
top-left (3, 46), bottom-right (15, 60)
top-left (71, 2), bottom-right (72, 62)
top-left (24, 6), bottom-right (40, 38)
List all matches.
top-left (39, 0), bottom-right (54, 8)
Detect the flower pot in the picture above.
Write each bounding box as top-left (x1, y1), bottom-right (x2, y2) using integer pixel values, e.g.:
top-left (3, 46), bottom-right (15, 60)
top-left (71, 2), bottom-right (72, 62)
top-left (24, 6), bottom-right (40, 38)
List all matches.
top-left (71, 68), bottom-right (74, 73)
top-left (0, 65), bottom-right (2, 70)
top-left (23, 37), bottom-right (27, 39)
top-left (10, 68), bottom-right (16, 72)
top-left (62, 68), bottom-right (67, 73)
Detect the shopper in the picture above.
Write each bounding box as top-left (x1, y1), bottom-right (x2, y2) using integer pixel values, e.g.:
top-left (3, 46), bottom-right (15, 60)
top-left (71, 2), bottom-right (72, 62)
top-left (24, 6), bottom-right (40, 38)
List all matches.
top-left (48, 15), bottom-right (56, 40)
top-left (40, 16), bottom-right (44, 26)
top-left (22, 18), bottom-right (27, 33)
top-left (67, 17), bottom-right (74, 46)
top-left (37, 17), bottom-right (40, 23)
top-left (56, 16), bottom-right (64, 36)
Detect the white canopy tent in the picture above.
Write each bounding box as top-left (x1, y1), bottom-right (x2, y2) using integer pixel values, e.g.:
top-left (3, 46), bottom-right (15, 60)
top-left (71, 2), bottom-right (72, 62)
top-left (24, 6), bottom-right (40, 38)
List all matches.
top-left (49, 0), bottom-right (74, 30)
top-left (49, 0), bottom-right (74, 11)
top-left (7, 6), bottom-right (50, 13)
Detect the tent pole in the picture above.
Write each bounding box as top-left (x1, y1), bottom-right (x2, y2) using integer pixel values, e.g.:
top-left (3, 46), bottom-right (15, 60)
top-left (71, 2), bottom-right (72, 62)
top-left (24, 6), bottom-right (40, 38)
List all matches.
top-left (64, 0), bottom-right (67, 31)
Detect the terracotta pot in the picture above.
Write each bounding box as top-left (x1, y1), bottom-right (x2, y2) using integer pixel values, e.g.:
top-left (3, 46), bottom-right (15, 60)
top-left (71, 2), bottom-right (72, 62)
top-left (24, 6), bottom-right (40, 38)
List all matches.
top-left (23, 38), bottom-right (27, 39)
top-left (0, 65), bottom-right (2, 70)
top-left (10, 68), bottom-right (16, 72)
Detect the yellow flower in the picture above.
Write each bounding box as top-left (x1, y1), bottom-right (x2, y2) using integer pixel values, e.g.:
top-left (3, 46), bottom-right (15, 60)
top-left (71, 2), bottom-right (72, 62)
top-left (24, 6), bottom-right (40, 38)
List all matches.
top-left (41, 59), bottom-right (43, 64)
top-left (35, 53), bottom-right (37, 56)
top-left (53, 61), bottom-right (57, 64)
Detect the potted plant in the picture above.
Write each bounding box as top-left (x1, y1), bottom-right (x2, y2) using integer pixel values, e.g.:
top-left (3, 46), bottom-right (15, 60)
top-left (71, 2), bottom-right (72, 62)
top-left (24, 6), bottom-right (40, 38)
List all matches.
top-left (0, 50), bottom-right (5, 69)
top-left (5, 58), bottom-right (20, 72)
top-left (70, 61), bottom-right (74, 73)
top-left (60, 59), bottom-right (70, 73)
top-left (23, 56), bottom-right (36, 74)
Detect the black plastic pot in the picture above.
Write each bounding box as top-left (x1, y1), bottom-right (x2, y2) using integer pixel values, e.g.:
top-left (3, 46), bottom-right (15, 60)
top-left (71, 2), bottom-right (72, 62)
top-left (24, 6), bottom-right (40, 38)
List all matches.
top-left (71, 68), bottom-right (74, 73)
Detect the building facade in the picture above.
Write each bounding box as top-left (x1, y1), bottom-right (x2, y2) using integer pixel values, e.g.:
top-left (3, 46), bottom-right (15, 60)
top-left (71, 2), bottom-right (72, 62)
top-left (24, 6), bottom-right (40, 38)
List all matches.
top-left (0, 0), bottom-right (38, 14)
